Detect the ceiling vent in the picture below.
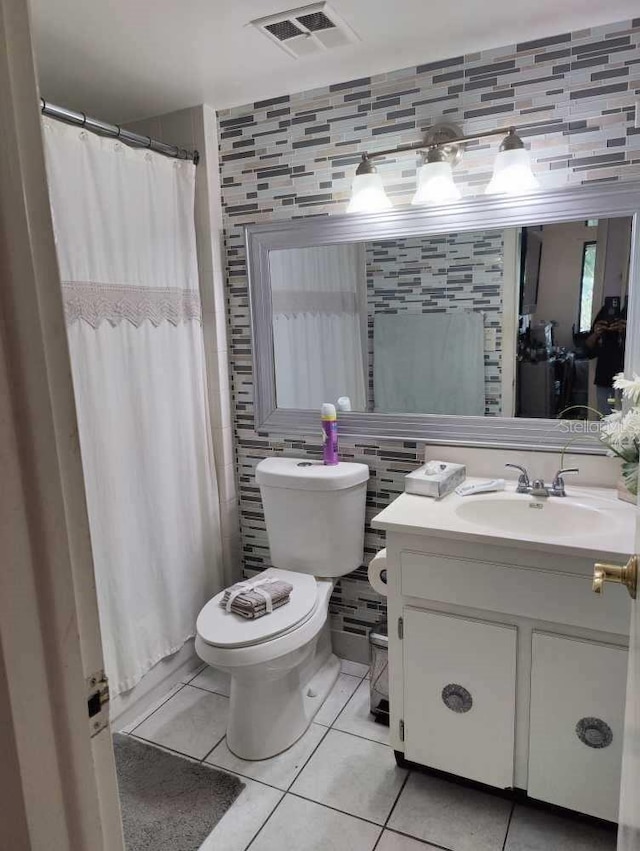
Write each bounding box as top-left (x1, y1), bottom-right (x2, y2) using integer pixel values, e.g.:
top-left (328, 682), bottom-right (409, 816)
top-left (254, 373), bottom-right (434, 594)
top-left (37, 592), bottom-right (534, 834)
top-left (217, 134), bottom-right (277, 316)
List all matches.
top-left (251, 3), bottom-right (359, 58)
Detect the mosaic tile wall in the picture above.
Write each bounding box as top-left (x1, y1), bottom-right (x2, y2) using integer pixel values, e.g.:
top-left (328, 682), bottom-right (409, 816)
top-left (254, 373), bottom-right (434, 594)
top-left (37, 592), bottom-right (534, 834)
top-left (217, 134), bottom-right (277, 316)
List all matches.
top-left (217, 18), bottom-right (640, 648)
top-left (365, 230), bottom-right (505, 416)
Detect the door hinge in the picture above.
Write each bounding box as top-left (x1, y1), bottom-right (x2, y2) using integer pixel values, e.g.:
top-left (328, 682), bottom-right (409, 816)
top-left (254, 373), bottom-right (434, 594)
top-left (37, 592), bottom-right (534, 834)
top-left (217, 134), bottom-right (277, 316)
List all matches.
top-left (398, 616), bottom-right (404, 639)
top-left (87, 670), bottom-right (110, 737)
top-left (399, 719), bottom-right (405, 741)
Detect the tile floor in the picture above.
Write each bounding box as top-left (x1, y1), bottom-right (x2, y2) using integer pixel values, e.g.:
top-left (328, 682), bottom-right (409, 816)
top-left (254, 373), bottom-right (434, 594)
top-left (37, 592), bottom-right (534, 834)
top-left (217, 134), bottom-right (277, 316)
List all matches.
top-left (119, 658), bottom-right (617, 851)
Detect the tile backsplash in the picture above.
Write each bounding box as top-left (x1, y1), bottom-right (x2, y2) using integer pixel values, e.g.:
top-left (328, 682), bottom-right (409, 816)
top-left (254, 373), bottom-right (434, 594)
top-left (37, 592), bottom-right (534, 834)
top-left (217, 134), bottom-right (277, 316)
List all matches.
top-left (217, 19), bottom-right (638, 655)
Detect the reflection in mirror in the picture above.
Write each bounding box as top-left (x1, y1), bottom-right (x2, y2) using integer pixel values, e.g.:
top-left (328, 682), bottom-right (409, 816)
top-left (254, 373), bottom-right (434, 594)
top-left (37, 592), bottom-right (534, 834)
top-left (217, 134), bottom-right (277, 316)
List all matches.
top-left (270, 244), bottom-right (368, 410)
top-left (366, 230), bottom-right (510, 417)
top-left (269, 215), bottom-right (631, 420)
top-left (518, 217), bottom-right (631, 420)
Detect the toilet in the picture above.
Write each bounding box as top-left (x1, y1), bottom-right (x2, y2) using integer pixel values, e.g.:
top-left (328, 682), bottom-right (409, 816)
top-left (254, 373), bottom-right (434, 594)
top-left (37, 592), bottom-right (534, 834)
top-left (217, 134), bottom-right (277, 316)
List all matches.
top-left (195, 457), bottom-right (369, 760)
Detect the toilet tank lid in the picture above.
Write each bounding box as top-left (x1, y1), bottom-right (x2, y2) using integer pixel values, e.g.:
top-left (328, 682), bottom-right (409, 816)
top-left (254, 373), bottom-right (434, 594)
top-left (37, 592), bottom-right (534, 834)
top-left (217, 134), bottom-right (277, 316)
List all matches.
top-left (256, 458), bottom-right (369, 491)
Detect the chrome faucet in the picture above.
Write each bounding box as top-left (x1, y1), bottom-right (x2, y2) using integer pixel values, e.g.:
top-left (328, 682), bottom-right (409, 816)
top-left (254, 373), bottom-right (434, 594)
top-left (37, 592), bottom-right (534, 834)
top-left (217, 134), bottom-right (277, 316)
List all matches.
top-left (505, 464), bottom-right (579, 498)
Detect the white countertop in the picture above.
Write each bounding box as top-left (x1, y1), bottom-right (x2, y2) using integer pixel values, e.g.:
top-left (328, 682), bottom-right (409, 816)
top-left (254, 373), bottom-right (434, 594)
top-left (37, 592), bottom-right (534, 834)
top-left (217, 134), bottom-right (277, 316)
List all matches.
top-left (371, 478), bottom-right (637, 560)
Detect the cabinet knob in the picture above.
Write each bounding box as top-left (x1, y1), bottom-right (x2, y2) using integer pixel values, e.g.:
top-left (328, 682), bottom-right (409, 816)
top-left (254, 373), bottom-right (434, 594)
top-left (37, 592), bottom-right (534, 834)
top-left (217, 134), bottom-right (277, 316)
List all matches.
top-left (575, 717), bottom-right (613, 749)
top-left (441, 683), bottom-right (473, 714)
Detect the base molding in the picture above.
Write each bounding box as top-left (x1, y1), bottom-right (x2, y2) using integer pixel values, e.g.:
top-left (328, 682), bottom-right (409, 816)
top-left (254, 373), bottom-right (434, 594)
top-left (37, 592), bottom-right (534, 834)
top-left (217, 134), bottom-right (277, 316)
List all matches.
top-left (331, 629), bottom-right (369, 664)
top-left (110, 639), bottom-right (201, 730)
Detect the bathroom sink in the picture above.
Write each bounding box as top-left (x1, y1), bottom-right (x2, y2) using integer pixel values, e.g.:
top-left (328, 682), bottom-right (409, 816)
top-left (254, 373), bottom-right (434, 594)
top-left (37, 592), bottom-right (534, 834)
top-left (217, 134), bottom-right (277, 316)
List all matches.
top-left (372, 479), bottom-right (635, 558)
top-left (454, 495), bottom-right (611, 539)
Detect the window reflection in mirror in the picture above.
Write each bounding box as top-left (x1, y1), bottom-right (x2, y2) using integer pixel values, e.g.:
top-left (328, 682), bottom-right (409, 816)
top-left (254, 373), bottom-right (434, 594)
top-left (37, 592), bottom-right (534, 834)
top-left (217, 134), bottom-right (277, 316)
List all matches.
top-left (268, 215), bottom-right (631, 420)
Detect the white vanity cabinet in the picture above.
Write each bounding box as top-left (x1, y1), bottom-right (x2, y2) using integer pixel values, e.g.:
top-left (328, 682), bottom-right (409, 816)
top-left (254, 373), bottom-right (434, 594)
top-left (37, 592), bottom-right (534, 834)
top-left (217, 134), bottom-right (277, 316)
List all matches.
top-left (403, 609), bottom-right (517, 789)
top-left (372, 491), bottom-right (633, 823)
top-left (528, 632), bottom-right (628, 822)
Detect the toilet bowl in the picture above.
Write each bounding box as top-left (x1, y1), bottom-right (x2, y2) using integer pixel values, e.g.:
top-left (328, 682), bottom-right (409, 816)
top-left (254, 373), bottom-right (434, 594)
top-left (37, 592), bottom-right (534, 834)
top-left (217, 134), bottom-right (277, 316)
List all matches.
top-left (195, 458), bottom-right (369, 760)
top-left (196, 569), bottom-right (338, 759)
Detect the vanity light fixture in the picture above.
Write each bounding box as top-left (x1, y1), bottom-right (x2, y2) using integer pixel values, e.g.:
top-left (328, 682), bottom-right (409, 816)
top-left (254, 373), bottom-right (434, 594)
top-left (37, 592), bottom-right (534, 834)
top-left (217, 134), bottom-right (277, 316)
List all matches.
top-left (485, 128), bottom-right (539, 195)
top-left (412, 149), bottom-right (461, 205)
top-left (346, 154), bottom-right (393, 213)
top-left (347, 122), bottom-right (538, 212)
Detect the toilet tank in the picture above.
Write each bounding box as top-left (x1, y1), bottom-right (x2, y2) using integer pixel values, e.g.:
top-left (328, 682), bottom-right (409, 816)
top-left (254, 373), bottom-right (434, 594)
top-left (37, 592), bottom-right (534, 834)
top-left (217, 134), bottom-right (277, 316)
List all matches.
top-left (255, 458), bottom-right (369, 577)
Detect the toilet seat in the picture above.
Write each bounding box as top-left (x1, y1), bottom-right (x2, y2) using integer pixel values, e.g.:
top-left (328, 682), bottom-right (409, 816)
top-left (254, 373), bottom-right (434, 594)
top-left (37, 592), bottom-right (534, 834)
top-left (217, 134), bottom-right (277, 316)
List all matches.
top-left (196, 568), bottom-right (318, 649)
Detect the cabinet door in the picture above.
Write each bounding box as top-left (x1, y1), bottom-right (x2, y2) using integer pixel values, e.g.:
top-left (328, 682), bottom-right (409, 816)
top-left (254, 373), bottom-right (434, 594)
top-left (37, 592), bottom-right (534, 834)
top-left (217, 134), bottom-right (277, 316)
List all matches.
top-left (403, 608), bottom-right (516, 788)
top-left (528, 632), bottom-right (627, 822)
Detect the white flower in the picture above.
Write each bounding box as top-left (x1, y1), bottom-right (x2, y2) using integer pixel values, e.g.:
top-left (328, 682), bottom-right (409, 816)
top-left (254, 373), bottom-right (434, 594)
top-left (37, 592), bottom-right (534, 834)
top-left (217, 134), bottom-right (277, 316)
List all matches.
top-left (601, 409), bottom-right (622, 437)
top-left (601, 374), bottom-right (640, 463)
top-left (601, 409), bottom-right (623, 427)
top-left (613, 372), bottom-right (640, 405)
top-left (622, 408), bottom-right (640, 441)
top-left (600, 408), bottom-right (640, 461)
top-left (601, 416), bottom-right (619, 434)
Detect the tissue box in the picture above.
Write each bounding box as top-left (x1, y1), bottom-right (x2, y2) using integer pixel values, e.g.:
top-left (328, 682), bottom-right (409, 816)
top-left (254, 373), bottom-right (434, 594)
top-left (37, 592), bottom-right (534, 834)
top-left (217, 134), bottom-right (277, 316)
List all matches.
top-left (405, 461), bottom-right (466, 499)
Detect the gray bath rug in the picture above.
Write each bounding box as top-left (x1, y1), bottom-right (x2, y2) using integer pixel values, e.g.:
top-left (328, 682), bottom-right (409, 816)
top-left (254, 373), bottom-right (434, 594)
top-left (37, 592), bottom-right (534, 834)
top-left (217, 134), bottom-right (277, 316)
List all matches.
top-left (113, 733), bottom-right (244, 851)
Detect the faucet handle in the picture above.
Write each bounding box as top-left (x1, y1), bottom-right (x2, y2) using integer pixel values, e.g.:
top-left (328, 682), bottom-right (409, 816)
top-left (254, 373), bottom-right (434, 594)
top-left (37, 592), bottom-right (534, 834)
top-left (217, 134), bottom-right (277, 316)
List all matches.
top-left (552, 467), bottom-right (579, 496)
top-left (552, 467), bottom-right (579, 486)
top-left (505, 463), bottom-right (530, 486)
top-left (551, 467), bottom-right (580, 496)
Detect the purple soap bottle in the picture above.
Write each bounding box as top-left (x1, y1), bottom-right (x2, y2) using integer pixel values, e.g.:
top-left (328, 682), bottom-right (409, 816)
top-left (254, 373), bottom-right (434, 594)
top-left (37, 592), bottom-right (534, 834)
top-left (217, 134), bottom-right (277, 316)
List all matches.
top-left (321, 403), bottom-right (339, 465)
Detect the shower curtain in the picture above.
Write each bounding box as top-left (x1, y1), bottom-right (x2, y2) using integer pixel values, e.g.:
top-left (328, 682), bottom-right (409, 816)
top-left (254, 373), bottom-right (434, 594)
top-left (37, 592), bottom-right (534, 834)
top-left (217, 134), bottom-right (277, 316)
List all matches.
top-left (43, 119), bottom-right (223, 696)
top-left (270, 245), bottom-right (367, 410)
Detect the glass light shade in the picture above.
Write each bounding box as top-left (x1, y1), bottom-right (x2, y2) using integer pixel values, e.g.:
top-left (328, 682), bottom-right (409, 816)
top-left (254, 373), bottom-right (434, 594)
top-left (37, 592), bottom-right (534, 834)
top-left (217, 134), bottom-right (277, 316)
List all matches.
top-left (485, 148), bottom-right (539, 195)
top-left (346, 172), bottom-right (393, 213)
top-left (411, 161), bottom-right (461, 205)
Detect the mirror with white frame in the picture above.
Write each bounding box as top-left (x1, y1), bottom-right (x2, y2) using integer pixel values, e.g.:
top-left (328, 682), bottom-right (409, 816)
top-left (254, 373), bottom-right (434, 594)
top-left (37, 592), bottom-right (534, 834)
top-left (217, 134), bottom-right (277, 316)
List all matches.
top-left (246, 184), bottom-right (640, 452)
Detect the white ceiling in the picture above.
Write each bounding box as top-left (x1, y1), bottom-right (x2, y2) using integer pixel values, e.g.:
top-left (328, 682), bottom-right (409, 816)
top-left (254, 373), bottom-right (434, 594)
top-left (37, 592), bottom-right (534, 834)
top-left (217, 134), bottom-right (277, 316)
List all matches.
top-left (30, 0), bottom-right (640, 123)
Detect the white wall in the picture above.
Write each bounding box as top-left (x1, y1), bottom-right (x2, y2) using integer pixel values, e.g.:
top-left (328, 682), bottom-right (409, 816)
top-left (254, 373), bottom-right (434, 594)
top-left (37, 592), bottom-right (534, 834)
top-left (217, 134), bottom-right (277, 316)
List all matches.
top-left (533, 218), bottom-right (632, 352)
top-left (603, 217), bottom-right (632, 302)
top-left (534, 221), bottom-right (598, 349)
